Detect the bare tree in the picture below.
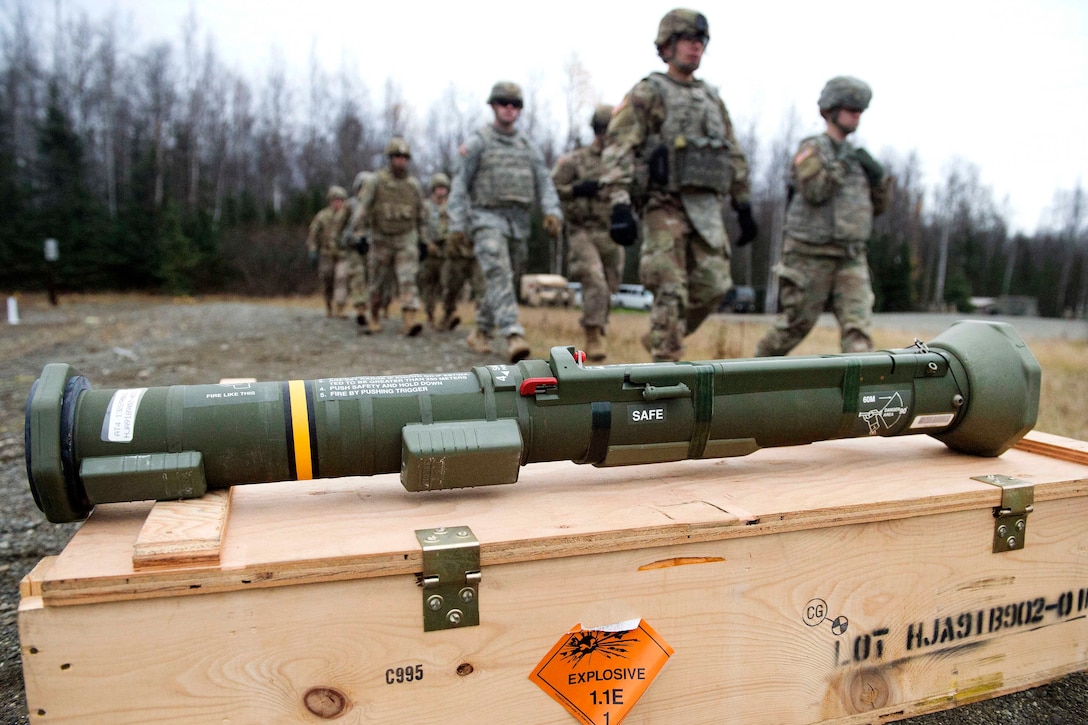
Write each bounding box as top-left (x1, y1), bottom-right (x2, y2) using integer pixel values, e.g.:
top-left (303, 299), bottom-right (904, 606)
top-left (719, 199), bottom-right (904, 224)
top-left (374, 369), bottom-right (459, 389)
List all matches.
top-left (298, 42), bottom-right (335, 191)
top-left (419, 83), bottom-right (484, 181)
top-left (1, 0), bottom-right (45, 179)
top-left (331, 58), bottom-right (380, 185)
top-left (255, 53), bottom-right (294, 217)
top-left (757, 105), bottom-right (802, 312)
top-left (137, 43), bottom-right (175, 209)
top-left (1045, 183), bottom-right (1086, 317)
top-left (381, 78), bottom-right (413, 143)
top-left (519, 71), bottom-right (560, 168)
top-left (926, 160), bottom-right (1007, 310)
top-left (562, 52), bottom-right (596, 152)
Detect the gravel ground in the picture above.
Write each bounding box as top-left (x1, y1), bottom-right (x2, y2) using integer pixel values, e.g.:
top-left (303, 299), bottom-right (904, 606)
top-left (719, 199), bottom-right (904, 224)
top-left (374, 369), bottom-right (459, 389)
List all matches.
top-left (1, 295), bottom-right (1085, 723)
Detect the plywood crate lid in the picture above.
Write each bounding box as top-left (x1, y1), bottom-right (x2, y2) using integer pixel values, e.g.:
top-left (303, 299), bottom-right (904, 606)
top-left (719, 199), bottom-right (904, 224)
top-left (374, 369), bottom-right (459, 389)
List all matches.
top-left (32, 432), bottom-right (1088, 607)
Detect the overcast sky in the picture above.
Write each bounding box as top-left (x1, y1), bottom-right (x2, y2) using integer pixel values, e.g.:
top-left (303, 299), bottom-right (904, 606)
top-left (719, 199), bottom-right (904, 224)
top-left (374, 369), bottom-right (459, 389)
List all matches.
top-left (63, 0), bottom-right (1088, 234)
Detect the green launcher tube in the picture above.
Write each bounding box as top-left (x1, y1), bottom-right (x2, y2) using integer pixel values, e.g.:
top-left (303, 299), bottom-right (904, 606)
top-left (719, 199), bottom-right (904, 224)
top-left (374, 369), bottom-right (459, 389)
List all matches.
top-left (25, 320), bottom-right (1040, 523)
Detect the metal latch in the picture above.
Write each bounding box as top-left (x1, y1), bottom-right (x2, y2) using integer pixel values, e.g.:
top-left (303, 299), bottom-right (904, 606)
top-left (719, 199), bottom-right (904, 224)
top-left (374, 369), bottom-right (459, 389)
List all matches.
top-left (974, 475), bottom-right (1034, 553)
top-left (415, 526), bottom-right (480, 631)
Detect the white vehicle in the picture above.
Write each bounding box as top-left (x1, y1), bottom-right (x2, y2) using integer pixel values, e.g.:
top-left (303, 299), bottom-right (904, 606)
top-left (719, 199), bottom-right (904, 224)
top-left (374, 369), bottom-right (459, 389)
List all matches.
top-left (611, 284), bottom-right (654, 311)
top-left (566, 281), bottom-right (583, 308)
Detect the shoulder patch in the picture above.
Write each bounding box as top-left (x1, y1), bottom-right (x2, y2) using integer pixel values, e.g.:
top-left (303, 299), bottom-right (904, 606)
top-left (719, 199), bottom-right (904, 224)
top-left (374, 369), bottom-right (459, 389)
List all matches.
top-left (793, 144), bottom-right (823, 181)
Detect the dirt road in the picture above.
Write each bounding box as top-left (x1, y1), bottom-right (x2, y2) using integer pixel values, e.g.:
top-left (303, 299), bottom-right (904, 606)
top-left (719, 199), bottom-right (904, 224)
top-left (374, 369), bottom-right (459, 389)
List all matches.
top-left (1, 295), bottom-right (1084, 723)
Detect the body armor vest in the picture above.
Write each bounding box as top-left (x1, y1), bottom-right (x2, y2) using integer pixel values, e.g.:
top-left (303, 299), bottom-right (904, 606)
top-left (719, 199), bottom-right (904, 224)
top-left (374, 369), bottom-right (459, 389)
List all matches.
top-left (470, 127), bottom-right (536, 208)
top-left (786, 135), bottom-right (874, 245)
top-left (644, 72), bottom-right (733, 195)
top-left (427, 200), bottom-right (449, 242)
top-left (562, 145), bottom-right (611, 227)
top-left (372, 170), bottom-right (421, 236)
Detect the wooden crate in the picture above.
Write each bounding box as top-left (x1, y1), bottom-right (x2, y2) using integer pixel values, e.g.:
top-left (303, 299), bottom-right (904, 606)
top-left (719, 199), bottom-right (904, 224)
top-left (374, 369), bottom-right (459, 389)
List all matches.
top-left (19, 431), bottom-right (1088, 724)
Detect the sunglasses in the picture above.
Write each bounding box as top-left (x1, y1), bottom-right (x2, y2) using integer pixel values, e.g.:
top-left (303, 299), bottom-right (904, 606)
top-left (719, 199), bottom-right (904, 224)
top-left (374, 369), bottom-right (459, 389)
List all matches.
top-left (677, 32), bottom-right (708, 45)
top-left (494, 99), bottom-right (523, 109)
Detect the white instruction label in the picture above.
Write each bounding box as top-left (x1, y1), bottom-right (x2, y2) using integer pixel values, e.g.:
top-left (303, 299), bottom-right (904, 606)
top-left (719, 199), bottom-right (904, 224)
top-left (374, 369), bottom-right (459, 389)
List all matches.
top-left (103, 388), bottom-right (148, 442)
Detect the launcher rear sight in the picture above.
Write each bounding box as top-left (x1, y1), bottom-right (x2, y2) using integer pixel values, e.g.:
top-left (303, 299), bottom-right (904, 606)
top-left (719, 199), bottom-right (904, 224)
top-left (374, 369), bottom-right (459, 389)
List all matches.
top-left (26, 320), bottom-right (1040, 523)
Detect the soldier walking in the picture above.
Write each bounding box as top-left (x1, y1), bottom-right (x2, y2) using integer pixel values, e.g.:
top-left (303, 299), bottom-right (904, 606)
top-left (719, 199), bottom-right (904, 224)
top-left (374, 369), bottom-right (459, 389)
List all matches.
top-left (448, 80), bottom-right (563, 363)
top-left (755, 76), bottom-right (890, 356)
top-left (305, 185), bottom-right (351, 318)
top-left (419, 173), bottom-right (450, 329)
top-left (601, 8), bottom-right (757, 362)
top-left (355, 138), bottom-right (429, 337)
top-left (343, 171), bottom-right (373, 328)
top-left (552, 104), bottom-right (624, 362)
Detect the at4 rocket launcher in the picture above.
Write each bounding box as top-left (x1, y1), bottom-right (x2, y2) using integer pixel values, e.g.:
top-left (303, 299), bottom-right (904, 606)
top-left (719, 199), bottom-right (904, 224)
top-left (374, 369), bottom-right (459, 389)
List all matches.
top-left (25, 320), bottom-right (1040, 523)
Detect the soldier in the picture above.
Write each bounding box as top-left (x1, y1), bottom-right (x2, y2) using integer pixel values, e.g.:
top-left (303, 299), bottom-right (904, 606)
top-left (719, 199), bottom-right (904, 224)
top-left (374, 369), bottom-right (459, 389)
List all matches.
top-left (552, 104), bottom-right (624, 361)
top-left (755, 76), bottom-right (890, 356)
top-left (419, 173), bottom-right (450, 329)
top-left (355, 138), bottom-right (428, 337)
top-left (343, 171), bottom-right (374, 328)
top-left (448, 80), bottom-right (563, 363)
top-left (305, 185), bottom-right (351, 318)
top-left (601, 8), bottom-right (757, 362)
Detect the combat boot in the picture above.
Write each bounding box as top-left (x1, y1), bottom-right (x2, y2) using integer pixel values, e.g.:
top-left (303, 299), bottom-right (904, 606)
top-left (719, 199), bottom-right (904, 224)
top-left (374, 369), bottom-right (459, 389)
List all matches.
top-left (465, 328), bottom-right (491, 354)
top-left (402, 309), bottom-right (423, 337)
top-left (584, 326), bottom-right (606, 362)
top-left (438, 312), bottom-right (461, 332)
top-left (506, 334), bottom-right (530, 364)
top-left (354, 306), bottom-right (368, 329)
top-left (367, 305), bottom-right (383, 335)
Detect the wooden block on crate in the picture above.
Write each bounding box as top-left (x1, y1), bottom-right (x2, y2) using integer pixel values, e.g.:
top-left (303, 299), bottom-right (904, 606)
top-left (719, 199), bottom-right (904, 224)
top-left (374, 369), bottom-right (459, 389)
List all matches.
top-left (18, 432), bottom-right (1088, 724)
top-left (131, 488), bottom-right (233, 570)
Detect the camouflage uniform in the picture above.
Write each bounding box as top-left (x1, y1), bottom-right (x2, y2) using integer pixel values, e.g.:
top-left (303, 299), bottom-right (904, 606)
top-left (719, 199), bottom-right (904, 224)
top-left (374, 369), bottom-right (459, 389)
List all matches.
top-left (448, 120), bottom-right (562, 341)
top-left (343, 171), bottom-right (373, 325)
top-left (419, 177), bottom-right (449, 328)
top-left (440, 212), bottom-right (479, 332)
top-left (552, 119), bottom-right (624, 359)
top-left (756, 77), bottom-right (889, 356)
top-left (601, 71), bottom-right (751, 361)
top-left (305, 186), bottom-right (350, 317)
top-left (356, 156), bottom-right (428, 335)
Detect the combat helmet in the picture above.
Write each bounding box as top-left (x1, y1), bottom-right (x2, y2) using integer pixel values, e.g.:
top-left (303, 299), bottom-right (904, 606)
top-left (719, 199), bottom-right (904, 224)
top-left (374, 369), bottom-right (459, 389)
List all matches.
top-left (327, 185), bottom-right (347, 201)
top-left (655, 8), bottom-right (709, 48)
top-left (429, 172), bottom-right (451, 191)
top-left (385, 137), bottom-right (411, 158)
top-left (818, 76), bottom-right (872, 112)
top-left (487, 81), bottom-right (523, 105)
top-left (591, 104), bottom-right (614, 133)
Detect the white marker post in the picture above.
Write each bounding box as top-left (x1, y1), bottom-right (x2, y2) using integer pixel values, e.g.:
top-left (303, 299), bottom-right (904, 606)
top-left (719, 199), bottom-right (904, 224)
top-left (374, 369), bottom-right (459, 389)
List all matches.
top-left (7, 296), bottom-right (18, 325)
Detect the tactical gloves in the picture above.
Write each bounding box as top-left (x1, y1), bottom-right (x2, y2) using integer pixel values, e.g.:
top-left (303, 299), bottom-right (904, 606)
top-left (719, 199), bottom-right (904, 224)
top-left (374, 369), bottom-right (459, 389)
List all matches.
top-left (543, 214), bottom-right (562, 238)
top-left (733, 201), bottom-right (758, 247)
top-left (307, 249), bottom-right (318, 269)
top-left (355, 236), bottom-right (369, 255)
top-left (609, 204), bottom-right (638, 246)
top-left (571, 180), bottom-right (601, 199)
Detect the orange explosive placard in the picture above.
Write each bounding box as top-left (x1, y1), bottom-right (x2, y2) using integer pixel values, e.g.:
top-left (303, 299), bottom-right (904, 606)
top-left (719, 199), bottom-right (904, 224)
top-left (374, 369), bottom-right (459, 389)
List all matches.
top-left (529, 619), bottom-right (674, 725)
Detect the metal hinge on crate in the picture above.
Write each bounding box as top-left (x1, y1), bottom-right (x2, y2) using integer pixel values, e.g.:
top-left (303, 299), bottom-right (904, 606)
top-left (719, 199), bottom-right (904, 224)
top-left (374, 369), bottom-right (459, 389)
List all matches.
top-left (415, 526), bottom-right (481, 632)
top-left (974, 475), bottom-right (1034, 553)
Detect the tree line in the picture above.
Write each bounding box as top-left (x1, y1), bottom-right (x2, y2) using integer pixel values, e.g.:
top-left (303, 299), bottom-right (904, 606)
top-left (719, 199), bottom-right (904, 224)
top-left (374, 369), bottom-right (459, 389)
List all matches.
top-left (2, 4), bottom-right (1085, 318)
